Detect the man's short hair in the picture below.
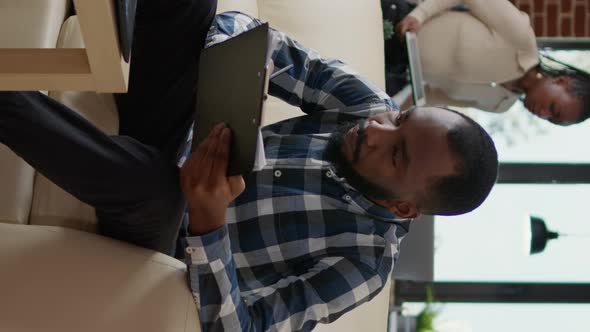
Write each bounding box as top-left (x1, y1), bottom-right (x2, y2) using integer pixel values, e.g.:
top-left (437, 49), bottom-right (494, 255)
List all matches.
top-left (422, 108), bottom-right (499, 216)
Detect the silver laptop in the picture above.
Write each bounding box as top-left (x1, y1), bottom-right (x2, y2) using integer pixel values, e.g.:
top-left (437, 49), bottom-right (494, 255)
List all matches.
top-left (405, 32), bottom-right (426, 106)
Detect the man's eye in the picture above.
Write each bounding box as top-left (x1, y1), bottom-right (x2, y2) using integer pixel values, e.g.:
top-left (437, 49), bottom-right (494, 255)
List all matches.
top-left (550, 103), bottom-right (560, 120)
top-left (392, 146), bottom-right (398, 167)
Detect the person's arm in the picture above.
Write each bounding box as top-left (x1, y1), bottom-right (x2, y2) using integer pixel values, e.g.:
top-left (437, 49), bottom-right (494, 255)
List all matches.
top-left (423, 84), bottom-right (479, 109)
top-left (180, 123), bottom-right (394, 331)
top-left (180, 123), bottom-right (245, 236)
top-left (423, 84), bottom-right (517, 113)
top-left (186, 234), bottom-right (391, 332)
top-left (406, 0), bottom-right (461, 25)
top-left (407, 0), bottom-right (534, 51)
top-left (208, 12), bottom-right (396, 114)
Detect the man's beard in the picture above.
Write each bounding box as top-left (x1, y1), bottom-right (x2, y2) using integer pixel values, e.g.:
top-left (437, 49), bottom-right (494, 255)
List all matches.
top-left (324, 121), bottom-right (397, 200)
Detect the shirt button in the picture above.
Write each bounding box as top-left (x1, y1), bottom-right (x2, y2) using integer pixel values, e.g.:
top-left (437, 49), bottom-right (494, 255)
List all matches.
top-left (274, 170), bottom-right (282, 178)
top-left (343, 194), bottom-right (352, 202)
top-left (185, 247), bottom-right (194, 254)
top-left (326, 170), bottom-right (334, 178)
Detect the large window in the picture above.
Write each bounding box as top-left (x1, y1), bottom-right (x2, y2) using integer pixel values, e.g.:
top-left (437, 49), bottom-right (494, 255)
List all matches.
top-left (435, 184), bottom-right (590, 283)
top-left (401, 303), bottom-right (590, 332)
top-left (435, 49), bottom-right (590, 282)
top-left (393, 48), bottom-right (590, 332)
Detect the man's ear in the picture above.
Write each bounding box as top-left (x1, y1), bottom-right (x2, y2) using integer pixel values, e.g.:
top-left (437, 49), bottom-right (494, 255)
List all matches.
top-left (376, 198), bottom-right (420, 219)
top-left (554, 75), bottom-right (571, 86)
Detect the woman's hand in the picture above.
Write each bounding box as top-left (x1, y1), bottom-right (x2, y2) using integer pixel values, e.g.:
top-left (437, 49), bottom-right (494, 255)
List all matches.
top-left (180, 123), bottom-right (245, 235)
top-left (395, 15), bottom-right (422, 40)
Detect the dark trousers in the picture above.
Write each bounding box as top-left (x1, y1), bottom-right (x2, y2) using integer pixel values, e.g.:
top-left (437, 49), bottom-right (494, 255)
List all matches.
top-left (0, 0), bottom-right (217, 256)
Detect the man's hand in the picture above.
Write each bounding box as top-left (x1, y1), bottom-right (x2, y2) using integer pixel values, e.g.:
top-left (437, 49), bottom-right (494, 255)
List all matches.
top-left (180, 123), bottom-right (245, 235)
top-left (395, 16), bottom-right (422, 40)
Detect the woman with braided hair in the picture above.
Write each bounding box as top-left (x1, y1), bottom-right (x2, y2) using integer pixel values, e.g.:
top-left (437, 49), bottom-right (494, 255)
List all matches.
top-left (391, 0), bottom-right (590, 125)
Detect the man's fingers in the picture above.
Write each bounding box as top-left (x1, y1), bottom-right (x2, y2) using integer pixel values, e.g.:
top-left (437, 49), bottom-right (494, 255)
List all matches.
top-left (192, 124), bottom-right (217, 160)
top-left (228, 175), bottom-right (246, 198)
top-left (181, 122), bottom-right (226, 193)
top-left (211, 127), bottom-right (231, 178)
top-left (395, 22), bottom-right (408, 40)
top-left (195, 123), bottom-right (225, 171)
top-left (203, 124), bottom-right (225, 172)
top-left (396, 16), bottom-right (420, 41)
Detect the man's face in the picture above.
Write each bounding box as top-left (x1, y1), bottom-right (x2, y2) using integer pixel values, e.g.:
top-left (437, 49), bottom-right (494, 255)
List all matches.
top-left (328, 107), bottom-right (464, 217)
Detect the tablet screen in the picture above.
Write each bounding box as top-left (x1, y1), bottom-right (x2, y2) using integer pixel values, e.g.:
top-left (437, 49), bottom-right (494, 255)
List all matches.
top-left (405, 32), bottom-right (426, 106)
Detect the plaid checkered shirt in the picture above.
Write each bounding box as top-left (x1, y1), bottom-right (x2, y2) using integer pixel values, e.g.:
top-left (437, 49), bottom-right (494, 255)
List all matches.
top-left (184, 12), bottom-right (411, 332)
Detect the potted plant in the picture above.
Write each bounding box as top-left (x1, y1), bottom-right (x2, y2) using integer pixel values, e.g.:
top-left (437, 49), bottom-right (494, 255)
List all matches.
top-left (415, 285), bottom-right (440, 332)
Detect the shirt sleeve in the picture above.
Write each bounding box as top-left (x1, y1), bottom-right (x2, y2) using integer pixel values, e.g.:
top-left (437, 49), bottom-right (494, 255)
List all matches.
top-left (185, 226), bottom-right (392, 332)
top-left (424, 83), bottom-right (519, 113)
top-left (410, 0), bottom-right (535, 52)
top-left (207, 12), bottom-right (395, 114)
top-left (408, 0), bottom-right (461, 24)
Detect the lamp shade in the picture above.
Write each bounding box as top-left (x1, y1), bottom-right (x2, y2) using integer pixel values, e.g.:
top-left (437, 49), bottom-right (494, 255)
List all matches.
top-left (530, 216), bottom-right (559, 255)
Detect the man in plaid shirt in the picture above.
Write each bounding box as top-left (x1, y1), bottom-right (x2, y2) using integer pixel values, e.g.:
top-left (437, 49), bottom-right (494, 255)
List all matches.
top-left (178, 11), bottom-right (498, 332)
top-left (0, 1), bottom-right (497, 331)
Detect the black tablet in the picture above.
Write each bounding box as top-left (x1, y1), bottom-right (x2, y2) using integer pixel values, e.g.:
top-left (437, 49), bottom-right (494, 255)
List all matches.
top-left (192, 24), bottom-right (271, 176)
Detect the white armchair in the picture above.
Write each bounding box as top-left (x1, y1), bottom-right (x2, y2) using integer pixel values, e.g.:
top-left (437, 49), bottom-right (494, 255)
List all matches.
top-left (0, 1), bottom-right (391, 331)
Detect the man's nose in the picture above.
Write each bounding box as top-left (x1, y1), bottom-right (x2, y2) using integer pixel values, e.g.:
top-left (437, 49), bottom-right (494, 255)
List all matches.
top-left (364, 121), bottom-right (395, 147)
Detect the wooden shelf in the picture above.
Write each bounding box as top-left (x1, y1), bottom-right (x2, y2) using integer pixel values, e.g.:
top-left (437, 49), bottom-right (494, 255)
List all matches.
top-left (0, 0), bottom-right (129, 92)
